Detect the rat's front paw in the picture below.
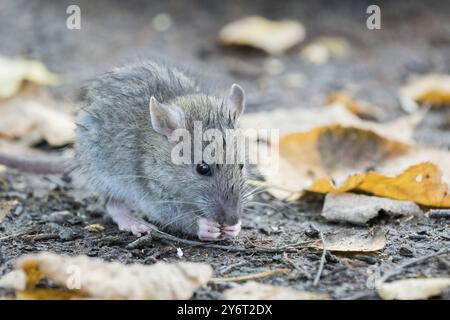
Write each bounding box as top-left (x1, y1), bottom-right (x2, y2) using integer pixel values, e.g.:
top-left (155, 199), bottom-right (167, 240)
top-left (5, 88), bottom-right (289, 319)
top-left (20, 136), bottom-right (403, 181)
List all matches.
top-left (197, 218), bottom-right (221, 241)
top-left (116, 216), bottom-right (155, 237)
top-left (221, 220), bottom-right (241, 239)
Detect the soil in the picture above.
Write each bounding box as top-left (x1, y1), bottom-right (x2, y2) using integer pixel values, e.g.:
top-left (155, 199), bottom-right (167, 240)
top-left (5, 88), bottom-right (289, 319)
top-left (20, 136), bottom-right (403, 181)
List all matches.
top-left (0, 0), bottom-right (449, 299)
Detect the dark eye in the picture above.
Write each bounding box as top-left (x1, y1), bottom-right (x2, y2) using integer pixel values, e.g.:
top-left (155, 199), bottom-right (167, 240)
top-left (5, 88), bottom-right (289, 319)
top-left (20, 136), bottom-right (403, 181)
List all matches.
top-left (196, 162), bottom-right (211, 176)
top-left (239, 164), bottom-right (244, 170)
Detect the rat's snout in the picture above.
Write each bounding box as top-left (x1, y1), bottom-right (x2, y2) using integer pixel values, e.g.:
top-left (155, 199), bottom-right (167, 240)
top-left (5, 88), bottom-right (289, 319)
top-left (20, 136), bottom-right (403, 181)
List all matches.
top-left (212, 200), bottom-right (240, 226)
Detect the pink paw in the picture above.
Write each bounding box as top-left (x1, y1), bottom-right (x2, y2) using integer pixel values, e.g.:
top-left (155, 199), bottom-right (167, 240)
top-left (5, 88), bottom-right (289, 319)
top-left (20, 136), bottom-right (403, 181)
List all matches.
top-left (197, 218), bottom-right (221, 241)
top-left (117, 217), bottom-right (154, 237)
top-left (221, 221), bottom-right (241, 239)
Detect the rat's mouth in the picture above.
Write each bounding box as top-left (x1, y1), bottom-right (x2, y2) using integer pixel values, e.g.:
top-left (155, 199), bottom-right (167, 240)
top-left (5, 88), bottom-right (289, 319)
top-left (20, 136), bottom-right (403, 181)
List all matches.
top-left (196, 217), bottom-right (241, 241)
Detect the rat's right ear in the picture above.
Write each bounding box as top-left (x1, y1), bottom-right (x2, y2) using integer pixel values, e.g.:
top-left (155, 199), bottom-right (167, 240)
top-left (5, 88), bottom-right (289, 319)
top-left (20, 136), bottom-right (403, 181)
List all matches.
top-left (149, 96), bottom-right (185, 141)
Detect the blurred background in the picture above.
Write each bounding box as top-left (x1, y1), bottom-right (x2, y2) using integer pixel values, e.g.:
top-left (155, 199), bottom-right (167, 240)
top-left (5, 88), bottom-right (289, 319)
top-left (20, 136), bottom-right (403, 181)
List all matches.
top-left (1, 0), bottom-right (449, 118)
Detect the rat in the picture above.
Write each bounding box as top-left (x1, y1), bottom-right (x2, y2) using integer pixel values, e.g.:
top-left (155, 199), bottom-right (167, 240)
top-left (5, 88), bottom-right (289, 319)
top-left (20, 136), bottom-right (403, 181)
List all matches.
top-left (0, 60), bottom-right (250, 241)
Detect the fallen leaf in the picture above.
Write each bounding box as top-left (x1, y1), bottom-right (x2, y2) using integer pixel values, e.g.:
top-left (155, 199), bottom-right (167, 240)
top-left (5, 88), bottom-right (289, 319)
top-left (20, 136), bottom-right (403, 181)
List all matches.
top-left (311, 162), bottom-right (450, 207)
top-left (241, 103), bottom-right (422, 144)
top-left (311, 229), bottom-right (386, 252)
top-left (378, 278), bottom-right (450, 300)
top-left (400, 74), bottom-right (450, 112)
top-left (300, 36), bottom-right (350, 64)
top-left (0, 56), bottom-right (61, 100)
top-left (244, 103), bottom-right (450, 207)
top-left (0, 252), bottom-right (212, 299)
top-left (0, 97), bottom-right (75, 146)
top-left (218, 16), bottom-right (305, 55)
top-left (0, 199), bottom-right (18, 222)
top-left (325, 91), bottom-right (384, 120)
top-left (257, 124), bottom-right (411, 200)
top-left (223, 281), bottom-right (329, 300)
top-left (321, 193), bottom-right (421, 225)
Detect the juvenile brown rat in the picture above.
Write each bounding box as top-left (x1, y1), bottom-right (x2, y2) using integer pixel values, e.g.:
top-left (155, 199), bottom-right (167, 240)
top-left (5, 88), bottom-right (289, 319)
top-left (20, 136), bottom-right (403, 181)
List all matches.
top-left (0, 60), bottom-right (250, 241)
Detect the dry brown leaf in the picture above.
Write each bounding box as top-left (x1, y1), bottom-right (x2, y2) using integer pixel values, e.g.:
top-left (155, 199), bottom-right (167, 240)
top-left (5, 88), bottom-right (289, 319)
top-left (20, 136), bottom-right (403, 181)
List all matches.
top-left (0, 252), bottom-right (212, 300)
top-left (0, 56), bottom-right (61, 100)
top-left (218, 16), bottom-right (305, 55)
top-left (310, 229), bottom-right (386, 253)
top-left (0, 97), bottom-right (75, 146)
top-left (257, 124), bottom-right (411, 200)
top-left (223, 281), bottom-right (329, 300)
top-left (400, 74), bottom-right (450, 110)
top-left (378, 278), bottom-right (450, 300)
top-left (247, 105), bottom-right (450, 207)
top-left (0, 199), bottom-right (18, 222)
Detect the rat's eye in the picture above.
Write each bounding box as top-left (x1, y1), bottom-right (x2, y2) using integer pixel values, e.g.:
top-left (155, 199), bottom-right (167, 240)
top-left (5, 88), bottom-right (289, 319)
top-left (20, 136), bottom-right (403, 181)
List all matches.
top-left (196, 162), bottom-right (211, 176)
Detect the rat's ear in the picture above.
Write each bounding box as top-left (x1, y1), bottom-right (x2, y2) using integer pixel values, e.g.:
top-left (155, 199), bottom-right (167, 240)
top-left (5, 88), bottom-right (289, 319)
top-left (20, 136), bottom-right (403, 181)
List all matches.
top-left (149, 96), bottom-right (185, 141)
top-left (227, 84), bottom-right (245, 122)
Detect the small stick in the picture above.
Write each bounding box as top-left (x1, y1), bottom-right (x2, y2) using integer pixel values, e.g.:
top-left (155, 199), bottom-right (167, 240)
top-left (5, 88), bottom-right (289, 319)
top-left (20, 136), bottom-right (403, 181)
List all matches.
top-left (378, 248), bottom-right (450, 284)
top-left (25, 234), bottom-right (59, 241)
top-left (0, 227), bottom-right (39, 242)
top-left (313, 227), bottom-right (327, 286)
top-left (210, 268), bottom-right (290, 283)
top-left (219, 261), bottom-right (248, 275)
top-left (127, 229), bottom-right (314, 253)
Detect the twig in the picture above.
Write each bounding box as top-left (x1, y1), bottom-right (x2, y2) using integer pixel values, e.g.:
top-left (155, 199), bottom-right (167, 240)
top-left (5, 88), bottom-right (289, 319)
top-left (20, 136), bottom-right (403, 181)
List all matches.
top-left (127, 229), bottom-right (314, 253)
top-left (219, 261), bottom-right (248, 275)
top-left (378, 248), bottom-right (450, 284)
top-left (0, 227), bottom-right (38, 242)
top-left (23, 233), bottom-right (59, 241)
top-left (313, 226), bottom-right (327, 286)
top-left (210, 268), bottom-right (290, 283)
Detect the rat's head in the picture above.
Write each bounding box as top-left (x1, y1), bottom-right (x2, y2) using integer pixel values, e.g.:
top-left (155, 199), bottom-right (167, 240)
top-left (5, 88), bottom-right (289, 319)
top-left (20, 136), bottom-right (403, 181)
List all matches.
top-left (148, 84), bottom-right (249, 239)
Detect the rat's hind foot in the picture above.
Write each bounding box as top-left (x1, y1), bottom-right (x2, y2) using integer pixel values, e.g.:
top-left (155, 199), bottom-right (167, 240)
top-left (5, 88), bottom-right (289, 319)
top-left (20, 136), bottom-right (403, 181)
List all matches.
top-left (197, 218), bottom-right (221, 241)
top-left (106, 199), bottom-right (156, 237)
top-left (221, 220), bottom-right (241, 239)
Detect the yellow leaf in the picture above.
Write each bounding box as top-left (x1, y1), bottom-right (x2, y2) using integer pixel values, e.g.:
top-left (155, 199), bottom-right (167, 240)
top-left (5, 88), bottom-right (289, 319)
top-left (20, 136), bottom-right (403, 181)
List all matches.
top-left (378, 278), bottom-right (450, 300)
top-left (0, 56), bottom-right (61, 100)
top-left (310, 162), bottom-right (450, 207)
top-left (218, 16), bottom-right (305, 55)
top-left (400, 74), bottom-right (450, 107)
top-left (258, 125), bottom-right (411, 201)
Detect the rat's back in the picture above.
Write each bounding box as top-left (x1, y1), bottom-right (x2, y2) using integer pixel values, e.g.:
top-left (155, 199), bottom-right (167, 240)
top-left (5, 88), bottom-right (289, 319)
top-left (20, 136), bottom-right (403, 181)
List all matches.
top-left (75, 60), bottom-right (198, 201)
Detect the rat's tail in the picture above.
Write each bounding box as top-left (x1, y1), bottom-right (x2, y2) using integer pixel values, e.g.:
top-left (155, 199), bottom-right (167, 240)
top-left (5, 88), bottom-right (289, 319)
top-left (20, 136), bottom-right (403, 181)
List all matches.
top-left (0, 153), bottom-right (71, 174)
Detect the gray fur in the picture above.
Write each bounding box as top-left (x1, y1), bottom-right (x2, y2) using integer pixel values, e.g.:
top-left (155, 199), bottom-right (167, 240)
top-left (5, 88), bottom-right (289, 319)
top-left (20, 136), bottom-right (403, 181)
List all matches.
top-left (75, 60), bottom-right (248, 236)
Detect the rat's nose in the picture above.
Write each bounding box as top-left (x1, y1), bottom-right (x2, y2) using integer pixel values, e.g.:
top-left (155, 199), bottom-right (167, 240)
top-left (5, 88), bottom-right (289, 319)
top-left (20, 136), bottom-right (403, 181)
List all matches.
top-left (214, 202), bottom-right (240, 226)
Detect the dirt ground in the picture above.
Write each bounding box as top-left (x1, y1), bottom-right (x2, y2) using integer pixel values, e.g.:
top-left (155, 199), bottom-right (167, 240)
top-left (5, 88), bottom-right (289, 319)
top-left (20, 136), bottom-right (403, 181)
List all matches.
top-left (0, 0), bottom-right (449, 299)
